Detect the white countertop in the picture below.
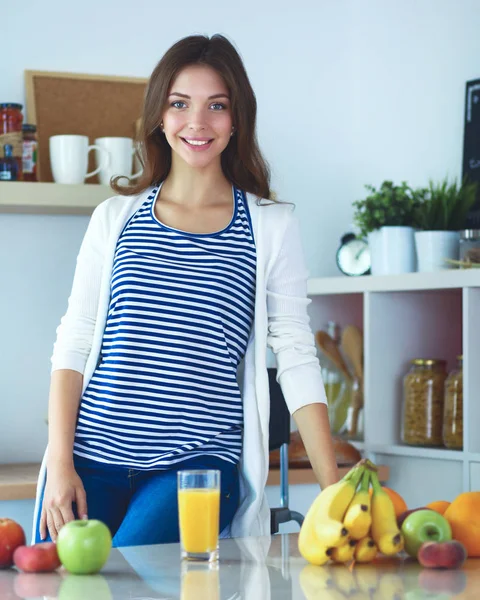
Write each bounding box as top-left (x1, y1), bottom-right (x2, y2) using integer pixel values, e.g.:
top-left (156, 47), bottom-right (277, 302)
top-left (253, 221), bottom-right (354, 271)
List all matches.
top-left (0, 533), bottom-right (477, 599)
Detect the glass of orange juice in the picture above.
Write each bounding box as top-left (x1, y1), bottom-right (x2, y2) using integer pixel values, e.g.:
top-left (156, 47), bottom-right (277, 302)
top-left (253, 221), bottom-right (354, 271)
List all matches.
top-left (178, 469), bottom-right (221, 561)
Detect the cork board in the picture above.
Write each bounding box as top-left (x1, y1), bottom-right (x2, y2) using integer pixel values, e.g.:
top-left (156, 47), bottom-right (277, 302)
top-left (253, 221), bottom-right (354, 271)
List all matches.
top-left (25, 70), bottom-right (148, 182)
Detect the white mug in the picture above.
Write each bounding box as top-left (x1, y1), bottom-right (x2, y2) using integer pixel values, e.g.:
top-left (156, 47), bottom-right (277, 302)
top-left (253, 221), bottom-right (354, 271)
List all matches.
top-left (49, 135), bottom-right (109, 184)
top-left (94, 137), bottom-right (143, 186)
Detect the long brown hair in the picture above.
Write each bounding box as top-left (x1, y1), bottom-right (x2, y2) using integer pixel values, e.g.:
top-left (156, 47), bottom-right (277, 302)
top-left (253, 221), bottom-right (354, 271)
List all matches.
top-left (112, 34), bottom-right (272, 200)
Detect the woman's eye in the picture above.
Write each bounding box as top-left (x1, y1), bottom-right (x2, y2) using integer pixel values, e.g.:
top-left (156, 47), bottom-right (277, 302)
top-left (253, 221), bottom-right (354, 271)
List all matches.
top-left (211, 103), bottom-right (227, 110)
top-left (171, 101), bottom-right (186, 109)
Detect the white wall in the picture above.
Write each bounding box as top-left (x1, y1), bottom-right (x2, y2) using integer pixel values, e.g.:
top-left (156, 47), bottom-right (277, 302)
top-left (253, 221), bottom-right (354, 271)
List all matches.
top-left (1, 0), bottom-right (480, 464)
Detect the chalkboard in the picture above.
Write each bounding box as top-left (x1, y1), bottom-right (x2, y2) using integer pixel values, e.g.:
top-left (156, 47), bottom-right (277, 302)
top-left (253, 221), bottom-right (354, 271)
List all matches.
top-left (462, 77), bottom-right (480, 228)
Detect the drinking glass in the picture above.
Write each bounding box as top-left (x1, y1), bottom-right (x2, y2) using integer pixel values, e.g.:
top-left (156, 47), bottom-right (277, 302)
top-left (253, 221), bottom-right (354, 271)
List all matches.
top-left (177, 470), bottom-right (220, 561)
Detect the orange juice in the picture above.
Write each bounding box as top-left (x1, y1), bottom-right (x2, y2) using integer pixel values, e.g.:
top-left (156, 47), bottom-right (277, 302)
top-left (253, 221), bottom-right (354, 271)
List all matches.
top-left (178, 488), bottom-right (220, 553)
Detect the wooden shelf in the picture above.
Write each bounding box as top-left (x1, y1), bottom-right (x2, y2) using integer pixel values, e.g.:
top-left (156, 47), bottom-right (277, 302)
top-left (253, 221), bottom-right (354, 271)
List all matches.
top-left (368, 444), bottom-right (464, 461)
top-left (307, 270), bottom-right (480, 296)
top-left (0, 463), bottom-right (40, 501)
top-left (0, 182), bottom-right (113, 215)
top-left (266, 464), bottom-right (390, 486)
top-left (0, 463), bottom-right (390, 501)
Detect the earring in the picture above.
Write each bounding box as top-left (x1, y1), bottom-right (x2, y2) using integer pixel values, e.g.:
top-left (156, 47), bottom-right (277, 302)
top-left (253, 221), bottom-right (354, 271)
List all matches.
top-left (230, 127), bottom-right (235, 137)
top-left (160, 121), bottom-right (164, 132)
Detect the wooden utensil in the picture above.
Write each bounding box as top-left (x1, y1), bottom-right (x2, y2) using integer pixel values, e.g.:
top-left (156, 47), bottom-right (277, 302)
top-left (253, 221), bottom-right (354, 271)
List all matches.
top-left (341, 325), bottom-right (364, 382)
top-left (341, 325), bottom-right (364, 437)
top-left (315, 330), bottom-right (352, 383)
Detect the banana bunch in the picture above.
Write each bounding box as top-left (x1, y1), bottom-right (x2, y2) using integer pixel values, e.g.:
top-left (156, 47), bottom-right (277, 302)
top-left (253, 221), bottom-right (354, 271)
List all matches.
top-left (298, 459), bottom-right (404, 567)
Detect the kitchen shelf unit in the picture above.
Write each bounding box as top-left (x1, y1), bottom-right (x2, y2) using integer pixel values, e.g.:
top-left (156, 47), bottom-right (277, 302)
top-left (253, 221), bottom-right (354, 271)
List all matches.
top-left (308, 270), bottom-right (480, 508)
top-left (0, 181), bottom-right (113, 214)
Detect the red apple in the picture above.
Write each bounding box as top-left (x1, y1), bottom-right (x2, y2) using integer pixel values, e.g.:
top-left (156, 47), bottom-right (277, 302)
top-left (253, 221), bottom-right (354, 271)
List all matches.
top-left (418, 540), bottom-right (467, 570)
top-left (13, 542), bottom-right (61, 573)
top-left (0, 519), bottom-right (26, 569)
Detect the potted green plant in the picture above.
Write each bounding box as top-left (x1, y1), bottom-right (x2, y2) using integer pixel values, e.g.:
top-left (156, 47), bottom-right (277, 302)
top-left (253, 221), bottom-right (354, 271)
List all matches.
top-left (413, 178), bottom-right (478, 272)
top-left (353, 181), bottom-right (420, 275)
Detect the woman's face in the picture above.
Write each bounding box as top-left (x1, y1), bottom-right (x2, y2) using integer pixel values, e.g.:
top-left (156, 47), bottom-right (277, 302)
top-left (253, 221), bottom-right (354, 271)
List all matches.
top-left (162, 64), bottom-right (233, 170)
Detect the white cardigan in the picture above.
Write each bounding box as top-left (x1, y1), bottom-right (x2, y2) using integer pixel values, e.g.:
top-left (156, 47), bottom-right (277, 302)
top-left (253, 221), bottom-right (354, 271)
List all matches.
top-left (32, 187), bottom-right (327, 543)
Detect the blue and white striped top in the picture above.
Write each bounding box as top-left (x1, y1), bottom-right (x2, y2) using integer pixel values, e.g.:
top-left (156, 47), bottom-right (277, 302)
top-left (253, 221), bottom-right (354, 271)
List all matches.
top-left (73, 185), bottom-right (256, 470)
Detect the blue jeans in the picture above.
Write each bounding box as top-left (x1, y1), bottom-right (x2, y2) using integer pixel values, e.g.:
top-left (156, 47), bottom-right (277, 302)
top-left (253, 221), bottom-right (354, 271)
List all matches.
top-left (35, 454), bottom-right (240, 547)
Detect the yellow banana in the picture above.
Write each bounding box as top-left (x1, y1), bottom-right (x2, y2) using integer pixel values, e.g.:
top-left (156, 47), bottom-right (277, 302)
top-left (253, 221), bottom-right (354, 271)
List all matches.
top-left (354, 536), bottom-right (378, 563)
top-left (313, 464), bottom-right (365, 547)
top-left (331, 539), bottom-right (357, 563)
top-left (343, 469), bottom-right (372, 540)
top-left (298, 501), bottom-right (334, 565)
top-left (370, 470), bottom-right (404, 556)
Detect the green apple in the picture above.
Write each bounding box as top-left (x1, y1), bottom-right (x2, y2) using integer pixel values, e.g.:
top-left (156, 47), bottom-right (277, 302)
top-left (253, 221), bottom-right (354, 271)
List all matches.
top-left (57, 519), bottom-right (112, 575)
top-left (401, 509), bottom-right (452, 558)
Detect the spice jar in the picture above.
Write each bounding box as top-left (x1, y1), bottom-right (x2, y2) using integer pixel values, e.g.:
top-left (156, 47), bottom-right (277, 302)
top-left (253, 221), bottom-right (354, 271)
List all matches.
top-left (22, 124), bottom-right (38, 182)
top-left (459, 230), bottom-right (480, 266)
top-left (0, 103), bottom-right (23, 180)
top-left (443, 356), bottom-right (463, 450)
top-left (402, 359), bottom-right (447, 446)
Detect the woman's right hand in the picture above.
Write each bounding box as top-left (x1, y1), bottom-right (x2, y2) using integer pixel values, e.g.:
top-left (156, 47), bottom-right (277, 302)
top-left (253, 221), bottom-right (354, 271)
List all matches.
top-left (40, 464), bottom-right (88, 542)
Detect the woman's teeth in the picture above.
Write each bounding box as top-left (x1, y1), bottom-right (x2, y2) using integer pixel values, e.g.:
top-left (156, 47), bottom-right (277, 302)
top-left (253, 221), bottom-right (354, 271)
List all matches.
top-left (184, 139), bottom-right (210, 146)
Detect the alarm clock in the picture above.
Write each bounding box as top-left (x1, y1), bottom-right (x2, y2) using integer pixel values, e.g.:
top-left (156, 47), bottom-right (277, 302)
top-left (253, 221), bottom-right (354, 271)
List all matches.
top-left (336, 233), bottom-right (371, 276)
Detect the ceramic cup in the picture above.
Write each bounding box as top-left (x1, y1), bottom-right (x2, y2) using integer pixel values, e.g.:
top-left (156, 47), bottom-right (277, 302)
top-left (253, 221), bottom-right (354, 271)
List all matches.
top-left (94, 137), bottom-right (143, 186)
top-left (49, 135), bottom-right (109, 184)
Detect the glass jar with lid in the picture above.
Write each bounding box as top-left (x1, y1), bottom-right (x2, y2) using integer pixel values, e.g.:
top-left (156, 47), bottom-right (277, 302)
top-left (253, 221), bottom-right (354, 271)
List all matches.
top-left (402, 359), bottom-right (447, 446)
top-left (459, 230), bottom-right (480, 266)
top-left (22, 124), bottom-right (37, 182)
top-left (0, 103), bottom-right (23, 180)
top-left (443, 355), bottom-right (463, 450)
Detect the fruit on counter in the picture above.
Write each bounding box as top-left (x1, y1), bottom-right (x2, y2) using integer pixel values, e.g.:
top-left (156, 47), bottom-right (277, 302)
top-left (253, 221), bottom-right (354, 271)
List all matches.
top-left (397, 507), bottom-right (430, 529)
top-left (443, 492), bottom-right (480, 557)
top-left (343, 469), bottom-right (372, 540)
top-left (354, 536), bottom-right (378, 563)
top-left (369, 485), bottom-right (408, 518)
top-left (13, 542), bottom-right (60, 573)
top-left (313, 464), bottom-right (365, 546)
top-left (426, 500), bottom-right (450, 515)
top-left (332, 539), bottom-right (357, 563)
top-left (0, 518), bottom-right (26, 568)
top-left (56, 519), bottom-right (112, 575)
top-left (298, 462), bottom-right (367, 565)
top-left (299, 464), bottom-right (365, 564)
top-left (370, 470), bottom-right (404, 556)
top-left (401, 510), bottom-right (452, 558)
top-left (417, 540), bottom-right (467, 570)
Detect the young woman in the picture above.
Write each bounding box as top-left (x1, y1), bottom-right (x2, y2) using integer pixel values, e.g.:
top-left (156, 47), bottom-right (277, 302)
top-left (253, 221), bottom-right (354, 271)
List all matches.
top-left (32, 34), bottom-right (339, 547)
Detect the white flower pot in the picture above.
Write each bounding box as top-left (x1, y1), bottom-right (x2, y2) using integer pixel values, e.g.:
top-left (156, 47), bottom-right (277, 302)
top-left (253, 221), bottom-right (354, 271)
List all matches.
top-left (415, 230), bottom-right (460, 272)
top-left (367, 226), bottom-right (416, 275)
